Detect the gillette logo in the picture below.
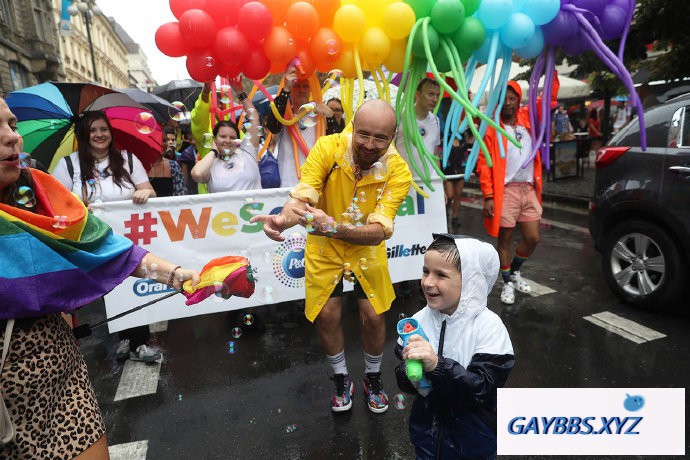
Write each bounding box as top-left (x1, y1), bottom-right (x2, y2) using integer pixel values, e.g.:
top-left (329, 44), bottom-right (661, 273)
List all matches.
top-left (387, 243), bottom-right (427, 259)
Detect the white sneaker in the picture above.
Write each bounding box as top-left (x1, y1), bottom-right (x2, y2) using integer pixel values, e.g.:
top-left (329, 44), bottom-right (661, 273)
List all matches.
top-left (510, 271), bottom-right (532, 294)
top-left (500, 281), bottom-right (516, 305)
top-left (130, 345), bottom-right (162, 363)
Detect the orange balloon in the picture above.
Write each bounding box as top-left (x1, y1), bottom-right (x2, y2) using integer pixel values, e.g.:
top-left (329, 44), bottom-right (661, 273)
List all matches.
top-left (270, 60), bottom-right (288, 74)
top-left (309, 28), bottom-right (342, 65)
top-left (285, 2), bottom-right (320, 41)
top-left (382, 38), bottom-right (407, 73)
top-left (295, 46), bottom-right (317, 77)
top-left (313, 0), bottom-right (340, 27)
top-left (264, 26), bottom-right (298, 65)
top-left (332, 44), bottom-right (357, 78)
top-left (263, 0), bottom-right (291, 25)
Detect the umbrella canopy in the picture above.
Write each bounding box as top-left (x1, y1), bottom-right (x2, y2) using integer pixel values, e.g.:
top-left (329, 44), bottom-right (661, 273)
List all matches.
top-left (152, 79), bottom-right (203, 106)
top-left (6, 82), bottom-right (162, 173)
top-left (322, 79), bottom-right (398, 112)
top-left (117, 87), bottom-right (176, 124)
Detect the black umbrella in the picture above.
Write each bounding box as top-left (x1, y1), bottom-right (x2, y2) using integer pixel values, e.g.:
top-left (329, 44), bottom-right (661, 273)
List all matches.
top-left (152, 79), bottom-right (203, 108)
top-left (117, 87), bottom-right (176, 124)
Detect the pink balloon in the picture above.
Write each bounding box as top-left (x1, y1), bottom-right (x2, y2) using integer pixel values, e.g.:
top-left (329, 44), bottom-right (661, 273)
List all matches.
top-left (155, 22), bottom-right (189, 57)
top-left (237, 2), bottom-right (273, 43)
top-left (170, 0), bottom-right (207, 19)
top-left (214, 27), bottom-right (249, 65)
top-left (179, 9), bottom-right (217, 48)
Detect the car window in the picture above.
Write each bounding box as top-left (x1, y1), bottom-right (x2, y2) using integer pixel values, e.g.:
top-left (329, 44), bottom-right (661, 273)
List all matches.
top-left (668, 106), bottom-right (690, 148)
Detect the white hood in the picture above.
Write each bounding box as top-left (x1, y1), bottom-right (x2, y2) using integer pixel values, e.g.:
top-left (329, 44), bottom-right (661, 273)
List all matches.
top-left (412, 236), bottom-right (513, 368)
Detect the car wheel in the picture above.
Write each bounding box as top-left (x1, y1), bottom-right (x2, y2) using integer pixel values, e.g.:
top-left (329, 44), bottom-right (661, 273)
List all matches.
top-left (602, 220), bottom-right (687, 310)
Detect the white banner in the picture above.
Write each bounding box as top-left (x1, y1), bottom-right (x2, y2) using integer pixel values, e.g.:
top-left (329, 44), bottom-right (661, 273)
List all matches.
top-left (498, 388), bottom-right (686, 456)
top-left (97, 179), bottom-right (446, 332)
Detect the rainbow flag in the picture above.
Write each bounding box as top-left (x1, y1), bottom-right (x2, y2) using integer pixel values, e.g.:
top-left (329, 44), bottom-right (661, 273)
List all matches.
top-left (182, 256), bottom-right (254, 305)
top-left (0, 170), bottom-right (146, 319)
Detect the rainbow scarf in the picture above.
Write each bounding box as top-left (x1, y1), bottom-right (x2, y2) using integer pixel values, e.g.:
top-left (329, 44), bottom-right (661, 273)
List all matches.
top-left (182, 256), bottom-right (254, 305)
top-left (0, 170), bottom-right (146, 319)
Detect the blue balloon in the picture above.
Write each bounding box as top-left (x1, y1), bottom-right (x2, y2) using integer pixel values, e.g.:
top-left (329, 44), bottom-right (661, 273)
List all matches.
top-left (500, 13), bottom-right (536, 49)
top-left (512, 0), bottom-right (527, 11)
top-left (522, 0), bottom-right (560, 26)
top-left (476, 0), bottom-right (513, 30)
top-left (516, 27), bottom-right (544, 59)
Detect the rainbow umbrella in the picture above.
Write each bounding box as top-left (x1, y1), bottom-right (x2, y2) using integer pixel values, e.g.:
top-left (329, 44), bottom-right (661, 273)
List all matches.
top-left (182, 255), bottom-right (255, 306)
top-left (6, 82), bottom-right (162, 172)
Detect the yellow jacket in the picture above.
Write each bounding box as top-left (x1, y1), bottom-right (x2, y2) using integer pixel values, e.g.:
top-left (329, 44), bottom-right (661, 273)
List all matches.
top-left (291, 131), bottom-right (412, 322)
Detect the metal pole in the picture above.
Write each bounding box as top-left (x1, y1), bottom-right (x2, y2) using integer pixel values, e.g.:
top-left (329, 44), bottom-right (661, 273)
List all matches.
top-left (83, 10), bottom-right (98, 83)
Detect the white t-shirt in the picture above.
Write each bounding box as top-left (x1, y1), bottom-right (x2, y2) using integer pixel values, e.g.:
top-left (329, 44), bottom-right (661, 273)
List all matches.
top-left (503, 125), bottom-right (534, 184)
top-left (52, 151), bottom-right (149, 203)
top-left (208, 137), bottom-right (261, 193)
top-left (394, 111), bottom-right (440, 178)
top-left (613, 105), bottom-right (631, 130)
top-left (275, 124), bottom-right (317, 188)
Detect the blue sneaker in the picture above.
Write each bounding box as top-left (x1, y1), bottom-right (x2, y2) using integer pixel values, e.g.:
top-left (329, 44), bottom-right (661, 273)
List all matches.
top-left (330, 373), bottom-right (353, 412)
top-left (363, 372), bottom-right (389, 413)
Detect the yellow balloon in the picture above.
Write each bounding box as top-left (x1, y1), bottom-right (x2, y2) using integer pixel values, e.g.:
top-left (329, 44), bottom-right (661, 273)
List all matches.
top-left (357, 0), bottom-right (396, 27)
top-left (358, 27), bottom-right (391, 65)
top-left (382, 38), bottom-right (407, 73)
top-left (382, 2), bottom-right (416, 40)
top-left (333, 44), bottom-right (358, 78)
top-left (333, 5), bottom-right (367, 43)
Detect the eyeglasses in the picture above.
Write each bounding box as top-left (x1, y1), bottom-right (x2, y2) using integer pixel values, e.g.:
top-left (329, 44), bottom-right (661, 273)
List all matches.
top-left (353, 131), bottom-right (392, 148)
top-left (330, 108), bottom-right (343, 113)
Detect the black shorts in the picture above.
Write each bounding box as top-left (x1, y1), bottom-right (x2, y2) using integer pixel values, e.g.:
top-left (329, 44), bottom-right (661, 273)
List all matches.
top-left (330, 278), bottom-right (367, 299)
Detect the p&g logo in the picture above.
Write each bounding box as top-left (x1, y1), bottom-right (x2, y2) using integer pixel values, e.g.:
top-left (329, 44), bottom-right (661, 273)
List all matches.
top-left (272, 233), bottom-right (306, 288)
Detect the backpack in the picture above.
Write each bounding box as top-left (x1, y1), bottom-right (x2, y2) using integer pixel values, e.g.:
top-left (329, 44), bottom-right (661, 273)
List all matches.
top-left (259, 151), bottom-right (280, 189)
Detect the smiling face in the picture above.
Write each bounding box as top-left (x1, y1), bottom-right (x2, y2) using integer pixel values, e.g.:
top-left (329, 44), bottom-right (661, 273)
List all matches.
top-left (351, 99), bottom-right (397, 170)
top-left (0, 99), bottom-right (22, 191)
top-left (88, 118), bottom-right (112, 155)
top-left (215, 125), bottom-right (239, 153)
top-left (421, 249), bottom-right (462, 315)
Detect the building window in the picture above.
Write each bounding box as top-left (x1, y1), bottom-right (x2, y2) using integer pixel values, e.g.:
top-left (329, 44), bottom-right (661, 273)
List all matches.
top-left (0, 0), bottom-right (13, 28)
top-left (9, 62), bottom-right (29, 90)
top-left (31, 0), bottom-right (48, 41)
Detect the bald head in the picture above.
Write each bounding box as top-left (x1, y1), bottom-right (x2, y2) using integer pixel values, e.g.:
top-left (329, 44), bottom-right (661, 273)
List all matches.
top-left (353, 99), bottom-right (397, 136)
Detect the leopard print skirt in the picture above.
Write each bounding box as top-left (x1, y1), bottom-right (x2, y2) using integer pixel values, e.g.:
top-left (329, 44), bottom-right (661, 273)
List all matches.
top-left (0, 314), bottom-right (105, 459)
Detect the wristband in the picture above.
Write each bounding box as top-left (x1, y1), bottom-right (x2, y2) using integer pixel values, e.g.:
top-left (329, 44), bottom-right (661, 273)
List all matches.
top-left (167, 266), bottom-right (181, 286)
top-left (237, 92), bottom-right (247, 101)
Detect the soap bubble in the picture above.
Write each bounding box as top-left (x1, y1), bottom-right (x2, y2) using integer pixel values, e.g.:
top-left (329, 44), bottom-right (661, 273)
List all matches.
top-left (14, 186), bottom-right (36, 208)
top-left (394, 393), bottom-right (408, 409)
top-left (243, 314), bottom-right (254, 326)
top-left (51, 215), bottom-right (69, 229)
top-left (231, 327), bottom-right (242, 338)
top-left (134, 112), bottom-right (157, 134)
top-left (201, 132), bottom-right (214, 149)
top-left (169, 101), bottom-right (188, 121)
top-left (371, 162), bottom-right (387, 180)
top-left (18, 152), bottom-right (31, 169)
top-left (358, 258), bottom-right (369, 270)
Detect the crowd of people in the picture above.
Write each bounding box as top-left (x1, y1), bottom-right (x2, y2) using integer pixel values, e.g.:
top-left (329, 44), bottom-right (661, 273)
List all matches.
top-left (2, 64), bottom-right (639, 458)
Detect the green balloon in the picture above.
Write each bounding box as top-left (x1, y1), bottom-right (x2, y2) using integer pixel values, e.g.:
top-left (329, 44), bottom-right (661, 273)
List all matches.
top-left (451, 17), bottom-right (486, 53)
top-left (404, 0), bottom-right (437, 19)
top-left (412, 24), bottom-right (440, 57)
top-left (432, 47), bottom-right (453, 73)
top-left (430, 0), bottom-right (465, 35)
top-left (461, 0), bottom-right (481, 16)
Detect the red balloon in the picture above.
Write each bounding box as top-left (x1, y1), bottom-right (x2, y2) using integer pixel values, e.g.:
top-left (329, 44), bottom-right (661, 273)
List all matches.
top-left (264, 27), bottom-right (297, 65)
top-left (309, 28), bottom-right (342, 65)
top-left (285, 2), bottom-right (319, 41)
top-left (203, 0), bottom-right (247, 27)
top-left (218, 61), bottom-right (243, 79)
top-left (237, 2), bottom-right (273, 43)
top-left (179, 9), bottom-right (217, 48)
top-left (263, 0), bottom-right (291, 25)
top-left (170, 0), bottom-right (207, 19)
top-left (155, 22), bottom-right (189, 57)
top-left (214, 27), bottom-right (249, 65)
top-left (242, 49), bottom-right (271, 80)
top-left (186, 50), bottom-right (220, 82)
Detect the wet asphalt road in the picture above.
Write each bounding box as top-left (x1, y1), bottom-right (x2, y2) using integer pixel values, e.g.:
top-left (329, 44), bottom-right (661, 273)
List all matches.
top-left (79, 199), bottom-right (690, 459)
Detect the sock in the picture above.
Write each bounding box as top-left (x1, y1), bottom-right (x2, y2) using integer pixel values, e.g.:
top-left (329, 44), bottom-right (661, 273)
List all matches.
top-left (364, 352), bottom-right (383, 374)
top-left (500, 265), bottom-right (512, 283)
top-left (510, 251), bottom-right (529, 274)
top-left (327, 351), bottom-right (348, 375)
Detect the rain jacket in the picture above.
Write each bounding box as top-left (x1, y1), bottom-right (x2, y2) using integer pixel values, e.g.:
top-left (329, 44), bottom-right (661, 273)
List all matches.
top-left (290, 130), bottom-right (412, 322)
top-left (476, 77), bottom-right (559, 237)
top-left (395, 236), bottom-right (515, 459)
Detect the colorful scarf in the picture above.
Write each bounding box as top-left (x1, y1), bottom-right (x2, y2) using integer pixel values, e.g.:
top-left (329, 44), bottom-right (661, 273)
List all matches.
top-left (0, 170), bottom-right (146, 319)
top-left (182, 256), bottom-right (254, 306)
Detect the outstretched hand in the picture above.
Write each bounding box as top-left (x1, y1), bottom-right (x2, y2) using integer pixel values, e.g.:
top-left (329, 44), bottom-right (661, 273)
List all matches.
top-left (249, 214), bottom-right (288, 241)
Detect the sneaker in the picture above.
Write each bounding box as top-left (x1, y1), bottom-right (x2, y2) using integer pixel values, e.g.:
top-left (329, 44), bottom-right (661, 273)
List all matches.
top-left (115, 339), bottom-right (130, 360)
top-left (362, 372), bottom-right (389, 413)
top-left (130, 345), bottom-right (162, 363)
top-left (500, 281), bottom-right (515, 305)
top-left (330, 373), bottom-right (354, 412)
top-left (510, 271), bottom-right (532, 294)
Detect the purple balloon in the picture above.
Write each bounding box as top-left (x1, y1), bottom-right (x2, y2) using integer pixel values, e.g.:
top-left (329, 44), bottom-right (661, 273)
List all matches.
top-left (608, 0), bottom-right (633, 16)
top-left (600, 5), bottom-right (627, 40)
top-left (542, 10), bottom-right (578, 46)
top-left (570, 0), bottom-right (606, 17)
top-left (561, 29), bottom-right (590, 55)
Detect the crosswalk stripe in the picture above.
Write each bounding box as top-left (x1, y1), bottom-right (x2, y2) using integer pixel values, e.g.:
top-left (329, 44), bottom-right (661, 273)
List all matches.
top-left (109, 440), bottom-right (148, 460)
top-left (583, 311), bottom-right (667, 343)
top-left (114, 359), bottom-right (161, 401)
top-left (149, 320), bottom-right (168, 333)
top-left (524, 278), bottom-right (557, 297)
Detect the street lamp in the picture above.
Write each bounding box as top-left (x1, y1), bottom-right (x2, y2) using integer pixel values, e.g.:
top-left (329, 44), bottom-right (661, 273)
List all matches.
top-left (67, 0), bottom-right (102, 84)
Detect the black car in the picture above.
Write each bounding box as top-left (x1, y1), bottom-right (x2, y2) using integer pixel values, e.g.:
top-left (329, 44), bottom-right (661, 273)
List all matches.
top-left (589, 93), bottom-right (690, 311)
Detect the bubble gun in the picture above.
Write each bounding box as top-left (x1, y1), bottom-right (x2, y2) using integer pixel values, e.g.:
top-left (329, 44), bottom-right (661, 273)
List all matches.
top-left (397, 318), bottom-right (432, 393)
